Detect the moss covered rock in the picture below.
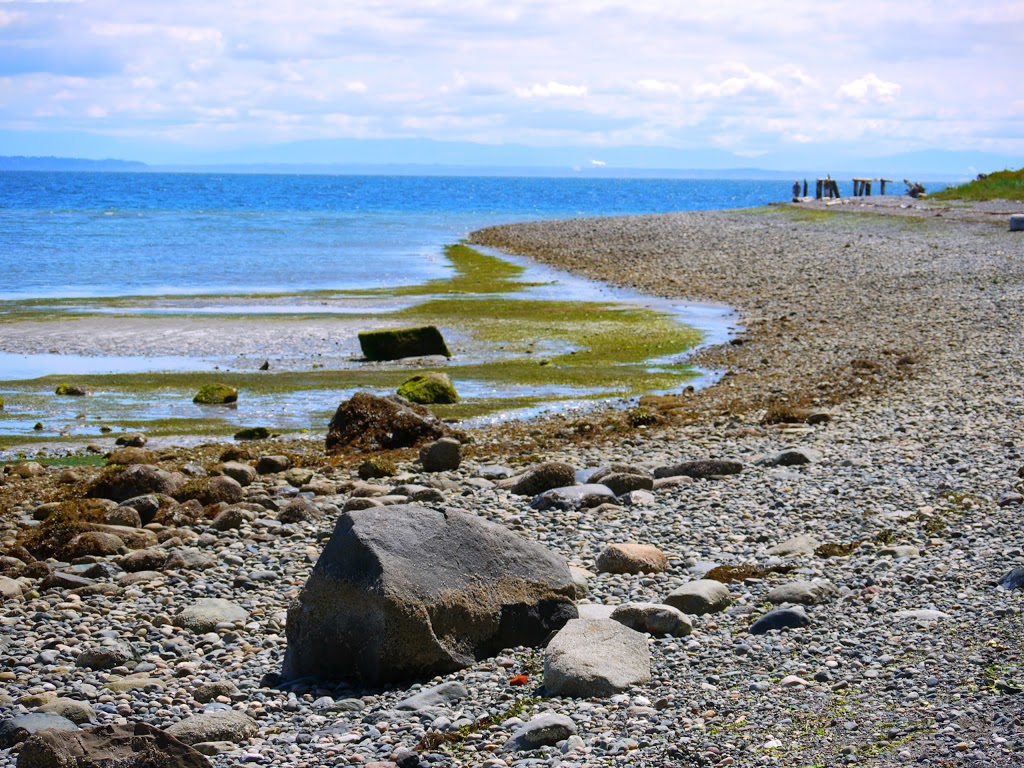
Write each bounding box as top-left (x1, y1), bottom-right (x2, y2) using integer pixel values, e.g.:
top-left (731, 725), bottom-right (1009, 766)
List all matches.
top-left (234, 426), bottom-right (271, 441)
top-left (0, 395), bottom-right (4, 410)
top-left (55, 383), bottom-right (92, 396)
top-left (397, 372), bottom-right (459, 405)
top-left (358, 325), bottom-right (451, 361)
top-left (192, 384), bottom-right (238, 405)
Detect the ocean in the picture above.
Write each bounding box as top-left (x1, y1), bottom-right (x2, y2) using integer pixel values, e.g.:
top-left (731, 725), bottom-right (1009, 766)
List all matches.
top-left (0, 172), bottom-right (789, 300)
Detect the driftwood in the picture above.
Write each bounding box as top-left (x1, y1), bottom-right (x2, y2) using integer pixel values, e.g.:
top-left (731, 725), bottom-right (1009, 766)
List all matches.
top-left (904, 179), bottom-right (926, 198)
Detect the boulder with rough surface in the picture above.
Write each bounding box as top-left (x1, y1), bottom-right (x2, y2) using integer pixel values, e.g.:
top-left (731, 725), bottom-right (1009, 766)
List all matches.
top-left (543, 619), bottom-right (651, 697)
top-left (325, 392), bottom-right (454, 452)
top-left (509, 462), bottom-right (577, 496)
top-left (87, 465), bottom-right (184, 504)
top-left (16, 722), bottom-right (210, 768)
top-left (282, 504), bottom-right (578, 684)
top-left (397, 372), bottom-right (459, 404)
top-left (653, 459), bottom-right (744, 479)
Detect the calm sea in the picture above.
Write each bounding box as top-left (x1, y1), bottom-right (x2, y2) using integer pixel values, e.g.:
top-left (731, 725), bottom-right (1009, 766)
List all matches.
top-left (0, 172), bottom-right (789, 300)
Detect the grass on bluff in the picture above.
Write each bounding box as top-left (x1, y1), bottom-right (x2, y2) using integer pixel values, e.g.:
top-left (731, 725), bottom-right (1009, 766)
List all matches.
top-left (931, 168), bottom-right (1024, 201)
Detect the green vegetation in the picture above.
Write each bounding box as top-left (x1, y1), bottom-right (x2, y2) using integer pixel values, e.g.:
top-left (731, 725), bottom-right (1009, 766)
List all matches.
top-left (234, 426), bottom-right (272, 440)
top-left (192, 383), bottom-right (238, 405)
top-left (931, 168), bottom-right (1024, 201)
top-left (397, 372), bottom-right (459, 404)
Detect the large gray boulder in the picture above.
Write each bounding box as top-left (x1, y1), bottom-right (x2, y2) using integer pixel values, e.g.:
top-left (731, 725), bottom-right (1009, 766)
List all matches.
top-left (164, 711), bottom-right (258, 746)
top-left (282, 504), bottom-right (578, 684)
top-left (543, 619), bottom-right (651, 698)
top-left (87, 464), bottom-right (184, 503)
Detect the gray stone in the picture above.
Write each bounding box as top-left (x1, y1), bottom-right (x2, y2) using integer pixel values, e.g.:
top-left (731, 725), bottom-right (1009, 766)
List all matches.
top-left (37, 698), bottom-right (96, 725)
top-left (395, 682), bottom-right (469, 711)
top-left (892, 609), bottom-right (950, 622)
top-left (165, 710), bottom-right (258, 746)
top-left (877, 545), bottom-right (921, 558)
top-left (502, 713), bottom-right (577, 752)
top-left (544, 619), bottom-right (651, 698)
top-left (0, 713), bottom-right (78, 748)
top-left (75, 640), bottom-right (137, 670)
top-left (577, 604), bottom-right (616, 620)
top-left (219, 461), bottom-right (256, 487)
top-left (87, 464), bottom-right (183, 503)
top-left (531, 484), bottom-right (616, 511)
top-left (105, 505), bottom-right (143, 528)
top-left (193, 681), bottom-right (241, 704)
top-left (419, 438), bottom-right (462, 472)
top-left (174, 599), bottom-right (249, 633)
top-left (1010, 214), bottom-right (1024, 232)
top-left (0, 576), bottom-right (24, 600)
top-left (755, 447), bottom-right (822, 467)
top-left (768, 534), bottom-right (821, 557)
top-left (610, 603), bottom-right (692, 636)
top-left (282, 504), bottom-right (577, 684)
top-left (279, 497), bottom-right (318, 524)
top-left (999, 567), bottom-right (1024, 590)
top-left (256, 455), bottom-right (292, 474)
top-left (664, 579), bottom-right (731, 615)
top-left (750, 606), bottom-right (812, 634)
top-left (165, 548), bottom-right (216, 571)
top-left (767, 579), bottom-right (838, 606)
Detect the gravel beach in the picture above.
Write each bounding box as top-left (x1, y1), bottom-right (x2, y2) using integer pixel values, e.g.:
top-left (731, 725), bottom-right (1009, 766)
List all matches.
top-left (2, 199), bottom-right (1023, 768)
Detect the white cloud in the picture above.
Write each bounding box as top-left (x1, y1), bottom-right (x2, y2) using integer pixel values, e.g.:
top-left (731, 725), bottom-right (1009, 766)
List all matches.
top-left (637, 79), bottom-right (681, 95)
top-left (695, 66), bottom-right (783, 100)
top-left (514, 81), bottom-right (588, 99)
top-left (838, 73), bottom-right (902, 104)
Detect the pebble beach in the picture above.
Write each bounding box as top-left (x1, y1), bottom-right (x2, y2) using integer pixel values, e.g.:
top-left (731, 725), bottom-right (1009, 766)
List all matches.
top-left (2, 197), bottom-right (1024, 767)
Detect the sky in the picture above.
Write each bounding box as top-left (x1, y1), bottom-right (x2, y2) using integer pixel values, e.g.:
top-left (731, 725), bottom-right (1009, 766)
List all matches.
top-left (1, 0), bottom-right (1022, 171)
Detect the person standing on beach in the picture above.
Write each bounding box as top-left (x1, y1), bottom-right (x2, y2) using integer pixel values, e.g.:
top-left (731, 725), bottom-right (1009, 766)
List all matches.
top-left (792, 181), bottom-right (801, 199)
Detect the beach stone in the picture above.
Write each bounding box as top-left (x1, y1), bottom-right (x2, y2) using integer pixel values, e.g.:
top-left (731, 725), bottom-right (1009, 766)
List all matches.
top-left (998, 567), bottom-right (1024, 590)
top-left (569, 566), bottom-right (592, 598)
top-left (510, 462), bottom-right (577, 496)
top-left (192, 741), bottom-right (238, 756)
top-left (118, 548), bottom-right (167, 572)
top-left (75, 640), bottom-right (137, 670)
top-left (532, 484), bottom-right (616, 511)
top-left (282, 504), bottom-right (577, 684)
top-left (396, 682), bottom-right (469, 711)
top-left (664, 579), bottom-right (731, 615)
top-left (279, 497), bottom-right (318, 524)
top-left (756, 447), bottom-right (823, 467)
top-left (164, 547), bottom-right (216, 571)
top-left (893, 609), bottom-right (950, 622)
top-left (598, 472), bottom-right (654, 496)
top-left (588, 463), bottom-right (651, 482)
top-left (37, 698), bottom-right (97, 724)
top-left (192, 384), bottom-right (238, 405)
top-left (40, 572), bottom-right (95, 591)
top-left (878, 545), bottom-right (921, 558)
top-left (165, 710), bottom-right (258, 746)
top-left (233, 426), bottom-right (271, 441)
top-left (84, 524), bottom-right (157, 550)
top-left (256, 455), bottom-right (292, 474)
top-left (543, 619), bottom-right (651, 697)
top-left (174, 598), bottom-right (249, 633)
top-left (103, 676), bottom-right (165, 692)
top-left (154, 500), bottom-right (203, 528)
top-left (577, 604), bottom-right (616, 620)
top-left (118, 494), bottom-right (162, 524)
top-left (610, 603), bottom-right (692, 636)
top-left (0, 576), bottom-right (25, 600)
top-left (397, 371), bottom-right (459, 404)
top-left (104, 505), bottom-right (142, 528)
top-left (115, 432), bottom-right (147, 447)
top-left (55, 383), bottom-right (91, 397)
top-left (1009, 214), bottom-right (1024, 232)
top-left (219, 461), bottom-right (256, 487)
top-left (750, 606), bottom-right (812, 634)
top-left (653, 459), bottom-right (743, 479)
top-left (359, 325), bottom-right (451, 361)
top-left (107, 447), bottom-right (159, 465)
top-left (284, 467), bottom-right (315, 487)
top-left (67, 531), bottom-right (124, 558)
top-left (87, 464), bottom-right (183, 503)
top-left (16, 722), bottom-right (211, 768)
top-left (0, 713), bottom-right (78, 748)
top-left (210, 506), bottom-right (246, 531)
top-left (769, 534), bottom-right (821, 557)
top-left (596, 543), bottom-right (669, 574)
top-left (176, 475), bottom-right (245, 506)
top-left (420, 438), bottom-right (462, 472)
top-left (12, 462), bottom-right (46, 479)
top-left (325, 392), bottom-right (452, 452)
top-left (342, 497), bottom-right (384, 512)
top-left (193, 681), bottom-right (240, 703)
top-left (767, 579), bottom-right (838, 605)
top-left (502, 713), bottom-right (577, 752)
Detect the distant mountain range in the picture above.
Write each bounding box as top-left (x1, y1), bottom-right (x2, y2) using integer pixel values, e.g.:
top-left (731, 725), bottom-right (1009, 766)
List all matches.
top-left (0, 156), bottom-right (147, 171)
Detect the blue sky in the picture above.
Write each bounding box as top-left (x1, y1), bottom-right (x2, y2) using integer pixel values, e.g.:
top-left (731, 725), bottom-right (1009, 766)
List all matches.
top-left (1, 0), bottom-right (1022, 171)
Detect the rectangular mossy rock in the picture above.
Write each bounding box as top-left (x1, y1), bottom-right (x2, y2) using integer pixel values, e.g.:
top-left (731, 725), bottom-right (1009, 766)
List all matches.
top-left (358, 325), bottom-right (451, 361)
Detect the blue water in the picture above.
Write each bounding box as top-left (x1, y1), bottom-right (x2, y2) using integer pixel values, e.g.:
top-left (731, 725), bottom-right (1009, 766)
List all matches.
top-left (0, 172), bottom-right (789, 300)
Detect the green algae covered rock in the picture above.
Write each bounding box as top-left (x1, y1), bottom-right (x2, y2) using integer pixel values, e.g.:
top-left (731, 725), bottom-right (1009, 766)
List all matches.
top-left (55, 383), bottom-right (92, 397)
top-left (359, 325), bottom-right (451, 361)
top-left (0, 395), bottom-right (4, 410)
top-left (397, 372), bottom-right (459, 405)
top-left (234, 426), bottom-right (271, 441)
top-left (193, 384), bottom-right (238, 405)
